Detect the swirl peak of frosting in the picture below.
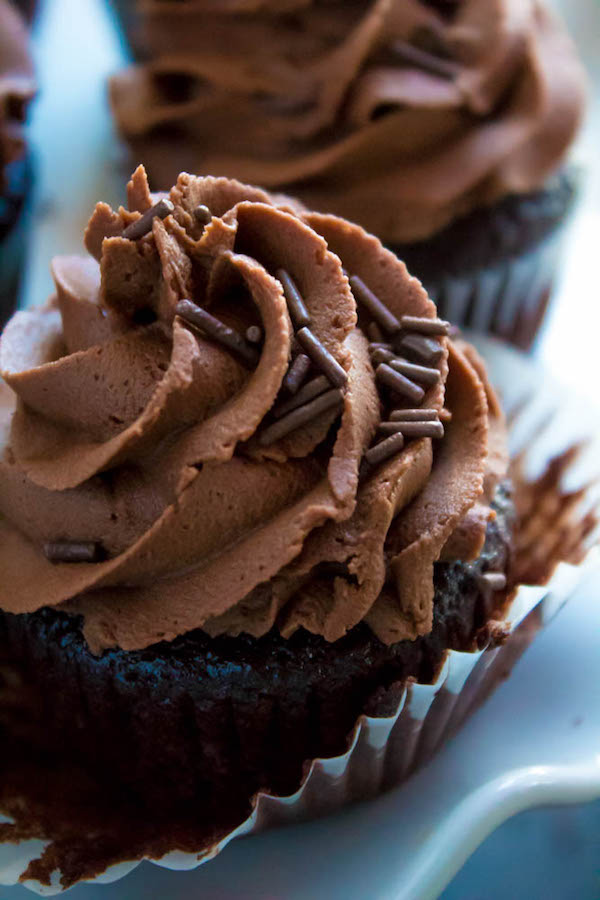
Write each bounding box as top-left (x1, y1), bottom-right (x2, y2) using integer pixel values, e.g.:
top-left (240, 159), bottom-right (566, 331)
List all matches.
top-left (110, 0), bottom-right (586, 243)
top-left (0, 167), bottom-right (504, 653)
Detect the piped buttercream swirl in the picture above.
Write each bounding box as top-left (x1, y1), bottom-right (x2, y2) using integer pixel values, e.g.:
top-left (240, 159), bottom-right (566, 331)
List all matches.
top-left (0, 167), bottom-right (504, 652)
top-left (110, 0), bottom-right (586, 242)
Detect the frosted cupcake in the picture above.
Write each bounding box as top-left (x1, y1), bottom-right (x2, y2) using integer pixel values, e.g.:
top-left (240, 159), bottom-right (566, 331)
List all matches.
top-left (109, 0), bottom-right (586, 348)
top-left (0, 165), bottom-right (536, 879)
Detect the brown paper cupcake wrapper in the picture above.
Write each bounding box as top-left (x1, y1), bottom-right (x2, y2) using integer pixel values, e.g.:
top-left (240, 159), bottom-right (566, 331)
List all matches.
top-left (0, 340), bottom-right (598, 895)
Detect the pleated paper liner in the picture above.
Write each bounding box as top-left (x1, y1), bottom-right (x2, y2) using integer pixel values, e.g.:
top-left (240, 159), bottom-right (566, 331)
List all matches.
top-left (0, 338), bottom-right (598, 895)
top-left (425, 227), bottom-right (566, 353)
top-left (397, 169), bottom-right (581, 353)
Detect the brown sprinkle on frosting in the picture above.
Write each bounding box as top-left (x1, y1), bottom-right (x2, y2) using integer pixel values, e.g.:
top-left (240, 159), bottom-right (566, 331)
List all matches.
top-left (368, 342), bottom-right (394, 353)
top-left (367, 321), bottom-right (384, 343)
top-left (296, 327), bottom-right (348, 388)
top-left (282, 352), bottom-right (311, 395)
top-left (44, 542), bottom-right (103, 564)
top-left (377, 422), bottom-right (410, 436)
top-left (480, 572), bottom-right (507, 591)
top-left (390, 408), bottom-right (438, 422)
top-left (245, 325), bottom-right (263, 344)
top-left (274, 374), bottom-right (329, 418)
top-left (400, 315), bottom-right (450, 336)
top-left (385, 420), bottom-right (444, 440)
top-left (259, 388), bottom-right (343, 447)
top-left (388, 357), bottom-right (440, 386)
top-left (370, 347), bottom-right (396, 367)
top-left (376, 363), bottom-right (424, 404)
top-left (122, 198), bottom-right (174, 241)
top-left (193, 204), bottom-right (212, 226)
top-left (364, 432), bottom-right (405, 469)
top-left (176, 299), bottom-right (259, 367)
top-left (349, 275), bottom-right (401, 335)
top-left (395, 333), bottom-right (444, 365)
top-left (276, 269), bottom-right (311, 329)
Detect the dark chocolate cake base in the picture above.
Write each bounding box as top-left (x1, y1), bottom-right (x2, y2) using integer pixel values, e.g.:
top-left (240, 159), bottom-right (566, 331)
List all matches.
top-left (0, 484), bottom-right (514, 850)
top-left (392, 169), bottom-right (578, 350)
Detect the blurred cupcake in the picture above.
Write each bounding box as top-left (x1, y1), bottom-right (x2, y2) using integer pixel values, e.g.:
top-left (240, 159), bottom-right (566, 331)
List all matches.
top-left (10, 0), bottom-right (37, 23)
top-left (0, 167), bottom-right (594, 887)
top-left (108, 0), bottom-right (586, 350)
top-left (0, 0), bottom-right (35, 329)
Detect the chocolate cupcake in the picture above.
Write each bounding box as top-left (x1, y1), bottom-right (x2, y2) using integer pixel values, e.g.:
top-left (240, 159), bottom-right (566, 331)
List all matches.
top-left (108, 0), bottom-right (586, 350)
top-left (10, 0), bottom-right (37, 23)
top-left (1, 168), bottom-right (595, 887)
top-left (0, 0), bottom-right (35, 330)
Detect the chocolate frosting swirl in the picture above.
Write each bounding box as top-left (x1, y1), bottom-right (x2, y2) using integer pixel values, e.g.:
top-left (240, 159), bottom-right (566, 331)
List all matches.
top-left (0, 0), bottom-right (35, 189)
top-left (0, 167), bottom-right (505, 653)
top-left (110, 0), bottom-right (586, 243)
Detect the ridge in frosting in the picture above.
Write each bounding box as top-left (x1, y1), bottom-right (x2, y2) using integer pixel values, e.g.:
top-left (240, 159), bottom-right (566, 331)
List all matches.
top-left (110, 0), bottom-right (586, 243)
top-left (0, 166), bottom-right (506, 653)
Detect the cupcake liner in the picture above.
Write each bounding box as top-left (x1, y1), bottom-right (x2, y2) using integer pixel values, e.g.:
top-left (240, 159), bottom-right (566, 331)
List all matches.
top-left (426, 225), bottom-right (567, 352)
top-left (0, 339), bottom-right (598, 895)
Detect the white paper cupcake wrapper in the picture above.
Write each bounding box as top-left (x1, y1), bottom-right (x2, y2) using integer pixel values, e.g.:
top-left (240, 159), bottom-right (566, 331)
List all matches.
top-left (1, 338), bottom-right (599, 895)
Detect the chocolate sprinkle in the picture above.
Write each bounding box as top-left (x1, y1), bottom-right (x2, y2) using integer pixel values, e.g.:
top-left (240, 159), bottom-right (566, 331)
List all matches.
top-left (276, 269), bottom-right (311, 329)
top-left (368, 342), bottom-right (394, 353)
top-left (390, 408), bottom-right (438, 422)
top-left (176, 299), bottom-right (259, 367)
top-left (376, 363), bottom-right (424, 404)
top-left (480, 572), bottom-right (507, 591)
top-left (122, 198), bottom-right (174, 241)
top-left (364, 432), bottom-right (405, 469)
top-left (245, 325), bottom-right (263, 344)
top-left (282, 353), bottom-right (311, 395)
top-left (395, 333), bottom-right (444, 365)
top-left (386, 420), bottom-right (444, 440)
top-left (193, 204), bottom-right (212, 226)
top-left (370, 347), bottom-right (396, 367)
top-left (274, 375), bottom-right (329, 418)
top-left (259, 388), bottom-right (343, 447)
top-left (389, 357), bottom-right (440, 386)
top-left (400, 315), bottom-right (450, 336)
top-left (296, 327), bottom-right (348, 388)
top-left (44, 542), bottom-right (103, 564)
top-left (349, 275), bottom-right (401, 334)
top-left (367, 321), bottom-right (384, 343)
top-left (390, 38), bottom-right (459, 80)
top-left (377, 422), bottom-right (410, 436)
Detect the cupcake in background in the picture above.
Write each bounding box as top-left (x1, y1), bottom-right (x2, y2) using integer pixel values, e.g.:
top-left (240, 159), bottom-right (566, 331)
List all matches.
top-left (0, 0), bottom-right (36, 329)
top-left (12, 0), bottom-right (38, 23)
top-left (108, 0), bottom-right (586, 350)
